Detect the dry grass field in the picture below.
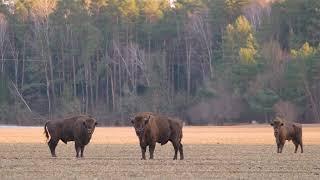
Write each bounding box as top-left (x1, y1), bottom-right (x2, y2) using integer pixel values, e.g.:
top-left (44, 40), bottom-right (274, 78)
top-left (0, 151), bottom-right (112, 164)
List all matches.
top-left (1, 124), bottom-right (320, 179)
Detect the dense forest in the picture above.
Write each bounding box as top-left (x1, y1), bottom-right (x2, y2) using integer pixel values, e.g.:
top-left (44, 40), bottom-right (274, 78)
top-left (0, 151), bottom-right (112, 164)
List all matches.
top-left (0, 0), bottom-right (319, 125)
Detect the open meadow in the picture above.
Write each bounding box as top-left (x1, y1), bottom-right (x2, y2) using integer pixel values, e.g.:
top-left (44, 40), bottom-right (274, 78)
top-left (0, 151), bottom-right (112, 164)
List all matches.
top-left (1, 125), bottom-right (320, 179)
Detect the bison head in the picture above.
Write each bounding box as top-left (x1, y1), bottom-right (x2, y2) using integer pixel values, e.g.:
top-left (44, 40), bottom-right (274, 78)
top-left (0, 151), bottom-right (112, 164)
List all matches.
top-left (83, 118), bottom-right (98, 135)
top-left (131, 115), bottom-right (151, 137)
top-left (270, 117), bottom-right (284, 137)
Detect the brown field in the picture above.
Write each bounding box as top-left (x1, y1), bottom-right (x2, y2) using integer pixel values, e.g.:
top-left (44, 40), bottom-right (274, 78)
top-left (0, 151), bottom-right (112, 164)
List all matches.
top-left (1, 124), bottom-right (320, 179)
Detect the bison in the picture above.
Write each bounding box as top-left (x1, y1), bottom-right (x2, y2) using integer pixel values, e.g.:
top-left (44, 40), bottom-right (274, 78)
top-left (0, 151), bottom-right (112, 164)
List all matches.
top-left (270, 117), bottom-right (303, 153)
top-left (44, 115), bottom-right (98, 158)
top-left (131, 112), bottom-right (184, 160)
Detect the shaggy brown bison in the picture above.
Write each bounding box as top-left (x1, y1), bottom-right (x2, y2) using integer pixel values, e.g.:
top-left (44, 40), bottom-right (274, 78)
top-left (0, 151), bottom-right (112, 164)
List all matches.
top-left (270, 117), bottom-right (303, 153)
top-left (131, 112), bottom-right (184, 160)
top-left (44, 115), bottom-right (98, 158)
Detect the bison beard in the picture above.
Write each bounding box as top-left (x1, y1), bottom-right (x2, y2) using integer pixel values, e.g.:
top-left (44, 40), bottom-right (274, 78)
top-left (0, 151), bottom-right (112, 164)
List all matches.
top-left (131, 112), bottom-right (184, 160)
top-left (44, 115), bottom-right (98, 158)
top-left (270, 117), bottom-right (303, 153)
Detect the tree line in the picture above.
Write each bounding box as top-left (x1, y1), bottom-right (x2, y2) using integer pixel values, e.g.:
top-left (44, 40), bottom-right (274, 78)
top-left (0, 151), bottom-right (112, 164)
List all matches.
top-left (0, 0), bottom-right (319, 125)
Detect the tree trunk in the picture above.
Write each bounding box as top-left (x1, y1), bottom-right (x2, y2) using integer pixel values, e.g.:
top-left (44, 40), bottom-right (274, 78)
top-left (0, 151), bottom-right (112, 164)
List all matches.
top-left (111, 64), bottom-right (115, 111)
top-left (85, 65), bottom-right (89, 114)
top-left (1, 54), bottom-right (4, 73)
top-left (119, 62), bottom-right (122, 112)
top-left (185, 38), bottom-right (191, 103)
top-left (171, 60), bottom-right (174, 101)
top-left (72, 56), bottom-right (76, 97)
top-left (61, 41), bottom-right (65, 96)
top-left (21, 38), bottom-right (26, 88)
top-left (89, 61), bottom-right (94, 113)
top-left (48, 55), bottom-right (55, 113)
top-left (82, 81), bottom-right (86, 114)
top-left (45, 61), bottom-right (52, 120)
top-left (95, 58), bottom-right (99, 108)
top-left (304, 79), bottom-right (320, 122)
top-left (15, 57), bottom-right (18, 86)
top-left (106, 69), bottom-right (109, 111)
top-left (39, 28), bottom-right (52, 119)
top-left (44, 19), bottom-right (55, 114)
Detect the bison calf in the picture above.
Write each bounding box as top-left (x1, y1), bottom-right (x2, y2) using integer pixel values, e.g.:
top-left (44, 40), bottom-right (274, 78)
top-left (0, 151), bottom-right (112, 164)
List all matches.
top-left (131, 112), bottom-right (184, 160)
top-left (44, 115), bottom-right (97, 158)
top-left (270, 117), bottom-right (303, 153)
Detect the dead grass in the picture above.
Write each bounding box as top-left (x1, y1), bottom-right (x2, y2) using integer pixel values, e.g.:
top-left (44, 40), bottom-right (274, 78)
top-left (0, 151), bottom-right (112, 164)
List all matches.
top-left (1, 125), bottom-right (320, 179)
top-left (1, 124), bottom-right (320, 144)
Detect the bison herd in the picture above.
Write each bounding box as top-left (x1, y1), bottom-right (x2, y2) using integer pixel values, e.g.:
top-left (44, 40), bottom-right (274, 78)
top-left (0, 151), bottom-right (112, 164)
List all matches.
top-left (43, 112), bottom-right (303, 159)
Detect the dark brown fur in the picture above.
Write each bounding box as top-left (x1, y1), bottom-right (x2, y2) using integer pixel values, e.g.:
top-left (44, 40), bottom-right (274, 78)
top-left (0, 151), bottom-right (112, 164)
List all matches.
top-left (44, 115), bottom-right (98, 158)
top-left (270, 117), bottom-right (303, 153)
top-left (131, 112), bottom-right (184, 160)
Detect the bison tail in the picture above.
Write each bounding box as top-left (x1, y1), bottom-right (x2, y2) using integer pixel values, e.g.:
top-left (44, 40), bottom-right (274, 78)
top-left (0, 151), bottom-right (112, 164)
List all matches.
top-left (44, 122), bottom-right (50, 142)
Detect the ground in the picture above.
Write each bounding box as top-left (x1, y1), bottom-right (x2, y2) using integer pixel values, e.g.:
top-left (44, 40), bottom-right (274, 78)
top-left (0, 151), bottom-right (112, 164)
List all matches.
top-left (0, 125), bottom-right (320, 179)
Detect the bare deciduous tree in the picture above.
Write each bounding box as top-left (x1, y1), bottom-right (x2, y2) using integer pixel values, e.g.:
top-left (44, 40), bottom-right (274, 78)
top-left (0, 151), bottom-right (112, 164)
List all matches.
top-left (273, 100), bottom-right (300, 122)
top-left (29, 0), bottom-right (57, 119)
top-left (187, 10), bottom-right (214, 79)
top-left (0, 13), bottom-right (7, 73)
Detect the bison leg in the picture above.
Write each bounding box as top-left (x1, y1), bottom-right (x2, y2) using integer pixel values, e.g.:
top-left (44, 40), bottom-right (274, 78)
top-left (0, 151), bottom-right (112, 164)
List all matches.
top-left (172, 142), bottom-right (179, 160)
top-left (140, 145), bottom-right (147, 160)
top-left (279, 143), bottom-right (285, 153)
top-left (293, 140), bottom-right (299, 153)
top-left (48, 139), bottom-right (58, 157)
top-left (179, 143), bottom-right (184, 160)
top-left (276, 143), bottom-right (280, 153)
top-left (75, 142), bottom-right (81, 158)
top-left (149, 143), bottom-right (156, 159)
top-left (80, 145), bottom-right (85, 158)
top-left (294, 144), bottom-right (298, 153)
top-left (300, 141), bottom-right (303, 153)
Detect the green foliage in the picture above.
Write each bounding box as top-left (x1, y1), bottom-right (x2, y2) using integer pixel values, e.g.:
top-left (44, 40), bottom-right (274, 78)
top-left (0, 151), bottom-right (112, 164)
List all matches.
top-left (248, 89), bottom-right (279, 114)
top-left (239, 47), bottom-right (256, 64)
top-left (118, 0), bottom-right (139, 20)
top-left (140, 0), bottom-right (168, 22)
top-left (262, 0), bottom-right (320, 49)
top-left (195, 80), bottom-right (217, 101)
top-left (1, 0), bottom-right (320, 124)
top-left (239, 33), bottom-right (257, 64)
top-left (231, 62), bottom-right (261, 94)
top-left (291, 42), bottom-right (316, 58)
top-left (282, 43), bottom-right (320, 106)
top-left (221, 15), bottom-right (260, 95)
top-left (223, 16), bottom-right (258, 64)
top-left (234, 15), bottom-right (251, 35)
